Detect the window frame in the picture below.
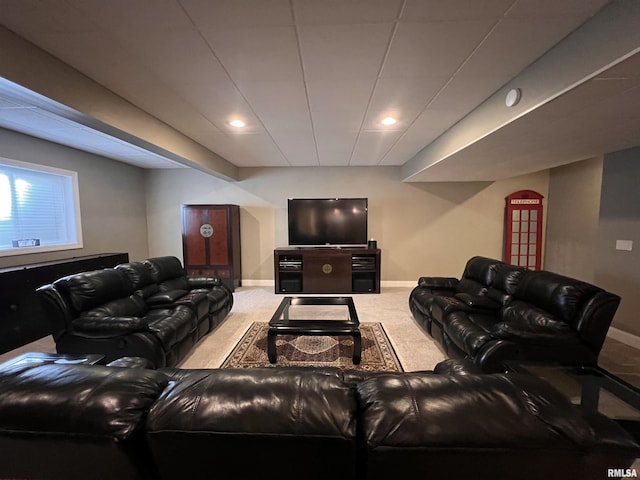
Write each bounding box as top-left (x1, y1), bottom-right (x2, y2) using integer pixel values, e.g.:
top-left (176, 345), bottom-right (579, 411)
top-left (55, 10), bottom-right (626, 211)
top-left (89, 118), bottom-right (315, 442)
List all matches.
top-left (0, 157), bottom-right (83, 257)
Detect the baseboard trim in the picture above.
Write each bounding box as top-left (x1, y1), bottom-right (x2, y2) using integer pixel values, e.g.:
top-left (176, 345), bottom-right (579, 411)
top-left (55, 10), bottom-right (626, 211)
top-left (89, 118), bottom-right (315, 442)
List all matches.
top-left (242, 280), bottom-right (417, 289)
top-left (607, 327), bottom-right (640, 349)
top-left (241, 279), bottom-right (274, 287)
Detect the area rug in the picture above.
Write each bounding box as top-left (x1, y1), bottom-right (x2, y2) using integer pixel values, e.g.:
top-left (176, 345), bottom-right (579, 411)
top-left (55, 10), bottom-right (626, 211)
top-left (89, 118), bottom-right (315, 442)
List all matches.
top-left (221, 322), bottom-right (403, 372)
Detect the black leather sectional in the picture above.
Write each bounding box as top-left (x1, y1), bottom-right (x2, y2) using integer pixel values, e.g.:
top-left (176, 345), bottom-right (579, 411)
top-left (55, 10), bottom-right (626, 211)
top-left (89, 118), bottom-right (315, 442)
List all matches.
top-left (409, 256), bottom-right (621, 371)
top-left (0, 361), bottom-right (637, 480)
top-left (36, 256), bottom-right (233, 367)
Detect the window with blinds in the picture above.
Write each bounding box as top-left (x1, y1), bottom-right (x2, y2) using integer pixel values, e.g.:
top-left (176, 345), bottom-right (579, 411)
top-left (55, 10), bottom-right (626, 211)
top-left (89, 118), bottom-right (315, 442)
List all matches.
top-left (0, 158), bottom-right (82, 256)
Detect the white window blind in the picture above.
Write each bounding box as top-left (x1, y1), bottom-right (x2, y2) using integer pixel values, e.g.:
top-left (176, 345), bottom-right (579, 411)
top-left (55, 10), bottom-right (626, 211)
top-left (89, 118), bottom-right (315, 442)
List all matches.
top-left (0, 158), bottom-right (82, 256)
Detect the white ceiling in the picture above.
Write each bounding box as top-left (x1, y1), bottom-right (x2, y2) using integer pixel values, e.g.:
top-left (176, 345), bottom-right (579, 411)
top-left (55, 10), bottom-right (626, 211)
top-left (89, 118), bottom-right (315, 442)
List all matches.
top-left (0, 0), bottom-right (639, 181)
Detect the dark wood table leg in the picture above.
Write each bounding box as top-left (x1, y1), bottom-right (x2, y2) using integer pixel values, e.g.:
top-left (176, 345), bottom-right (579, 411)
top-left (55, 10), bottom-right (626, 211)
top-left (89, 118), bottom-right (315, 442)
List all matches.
top-left (267, 329), bottom-right (278, 363)
top-left (352, 330), bottom-right (362, 365)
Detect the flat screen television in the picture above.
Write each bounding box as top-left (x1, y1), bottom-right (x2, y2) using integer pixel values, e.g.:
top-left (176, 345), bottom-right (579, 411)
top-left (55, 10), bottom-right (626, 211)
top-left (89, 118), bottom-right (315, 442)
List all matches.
top-left (288, 198), bottom-right (368, 246)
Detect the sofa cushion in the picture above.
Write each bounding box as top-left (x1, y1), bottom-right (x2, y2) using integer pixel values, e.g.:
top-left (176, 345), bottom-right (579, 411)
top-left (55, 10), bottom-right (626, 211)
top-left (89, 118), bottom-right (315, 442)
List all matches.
top-left (144, 256), bottom-right (190, 291)
top-left (514, 271), bottom-right (601, 325)
top-left (0, 364), bottom-right (168, 439)
top-left (146, 368), bottom-right (358, 479)
top-left (147, 306), bottom-right (196, 349)
top-left (493, 301), bottom-right (582, 344)
top-left (115, 261), bottom-right (160, 299)
top-left (442, 311), bottom-right (496, 356)
top-left (82, 294), bottom-right (148, 318)
top-left (356, 372), bottom-right (622, 480)
top-left (55, 269), bottom-right (134, 312)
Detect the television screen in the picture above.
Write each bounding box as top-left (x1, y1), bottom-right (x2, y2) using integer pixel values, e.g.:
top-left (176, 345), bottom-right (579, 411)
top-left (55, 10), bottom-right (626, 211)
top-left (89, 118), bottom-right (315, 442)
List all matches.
top-left (288, 198), bottom-right (368, 246)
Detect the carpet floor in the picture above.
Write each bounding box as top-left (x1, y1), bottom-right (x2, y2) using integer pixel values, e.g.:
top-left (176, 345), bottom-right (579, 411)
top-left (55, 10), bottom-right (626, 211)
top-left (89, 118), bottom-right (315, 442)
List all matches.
top-left (221, 321), bottom-right (403, 371)
top-left (181, 286), bottom-right (445, 371)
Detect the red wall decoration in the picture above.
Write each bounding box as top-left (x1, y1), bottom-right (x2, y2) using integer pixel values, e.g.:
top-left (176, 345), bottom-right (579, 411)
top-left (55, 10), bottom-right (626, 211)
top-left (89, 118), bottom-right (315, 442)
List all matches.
top-left (504, 190), bottom-right (544, 270)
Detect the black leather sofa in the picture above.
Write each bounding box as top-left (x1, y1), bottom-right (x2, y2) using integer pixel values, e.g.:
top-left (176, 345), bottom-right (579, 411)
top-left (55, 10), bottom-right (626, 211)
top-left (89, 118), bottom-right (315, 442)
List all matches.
top-left (0, 361), bottom-right (637, 480)
top-left (36, 256), bottom-right (233, 368)
top-left (409, 256), bottom-right (621, 372)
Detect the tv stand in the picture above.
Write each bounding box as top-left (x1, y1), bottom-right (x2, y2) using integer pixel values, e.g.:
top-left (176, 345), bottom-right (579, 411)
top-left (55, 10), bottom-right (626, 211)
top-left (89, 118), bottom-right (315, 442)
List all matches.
top-left (274, 247), bottom-right (380, 294)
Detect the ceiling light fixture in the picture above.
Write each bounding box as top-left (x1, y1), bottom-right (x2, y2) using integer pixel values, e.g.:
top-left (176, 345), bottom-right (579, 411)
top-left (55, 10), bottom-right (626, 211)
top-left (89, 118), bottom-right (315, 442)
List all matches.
top-left (228, 119), bottom-right (246, 128)
top-left (381, 116), bottom-right (397, 126)
top-left (505, 88), bottom-right (522, 107)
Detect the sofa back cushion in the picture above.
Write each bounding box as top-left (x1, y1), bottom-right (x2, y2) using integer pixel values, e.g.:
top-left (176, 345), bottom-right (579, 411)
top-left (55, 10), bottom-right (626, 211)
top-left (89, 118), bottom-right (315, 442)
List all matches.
top-left (356, 372), bottom-right (636, 479)
top-left (0, 363), bottom-right (168, 480)
top-left (146, 368), bottom-right (358, 479)
top-left (485, 264), bottom-right (526, 306)
top-left (457, 256), bottom-right (503, 295)
top-left (144, 256), bottom-right (189, 291)
top-left (115, 261), bottom-right (159, 299)
top-left (513, 270), bottom-right (602, 326)
top-left (53, 269), bottom-right (134, 312)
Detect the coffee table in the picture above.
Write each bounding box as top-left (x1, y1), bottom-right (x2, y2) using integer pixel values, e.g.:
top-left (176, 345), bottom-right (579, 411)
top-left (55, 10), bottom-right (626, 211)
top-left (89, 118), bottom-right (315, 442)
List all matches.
top-left (506, 362), bottom-right (640, 441)
top-left (267, 296), bottom-right (361, 364)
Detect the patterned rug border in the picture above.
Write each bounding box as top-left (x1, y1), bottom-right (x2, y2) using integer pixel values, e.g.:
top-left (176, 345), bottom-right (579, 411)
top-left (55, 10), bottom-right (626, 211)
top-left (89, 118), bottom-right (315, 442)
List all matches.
top-left (221, 321), bottom-right (404, 372)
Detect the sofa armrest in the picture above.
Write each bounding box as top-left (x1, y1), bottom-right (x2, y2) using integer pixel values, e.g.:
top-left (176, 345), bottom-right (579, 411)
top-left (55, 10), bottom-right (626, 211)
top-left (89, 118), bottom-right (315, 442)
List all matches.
top-left (146, 289), bottom-right (189, 305)
top-left (187, 276), bottom-right (222, 288)
top-left (491, 318), bottom-right (580, 344)
top-left (106, 356), bottom-right (156, 369)
top-left (454, 293), bottom-right (501, 310)
top-left (417, 277), bottom-right (458, 289)
top-left (72, 316), bottom-right (149, 338)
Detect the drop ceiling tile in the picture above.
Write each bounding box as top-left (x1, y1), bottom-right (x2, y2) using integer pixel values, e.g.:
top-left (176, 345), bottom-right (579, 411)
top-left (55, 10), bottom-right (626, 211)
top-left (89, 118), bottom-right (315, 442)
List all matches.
top-left (366, 76), bottom-right (449, 114)
top-left (206, 133), bottom-right (287, 167)
top-left (460, 17), bottom-right (590, 77)
top-left (180, 0), bottom-right (293, 27)
top-left (269, 129), bottom-right (319, 165)
top-left (350, 130), bottom-right (404, 165)
top-left (315, 130), bottom-right (358, 165)
top-left (0, 0), bottom-right (99, 34)
top-left (113, 30), bottom-right (230, 87)
top-left (310, 110), bottom-right (366, 131)
top-left (378, 122), bottom-right (446, 165)
top-left (228, 132), bottom-right (290, 166)
top-left (401, 0), bottom-right (513, 21)
top-left (361, 109), bottom-right (419, 131)
top-left (428, 75), bottom-right (510, 111)
top-left (235, 80), bottom-right (311, 128)
top-left (66, 0), bottom-right (193, 31)
top-left (293, 0), bottom-right (402, 25)
top-left (177, 82), bottom-right (261, 131)
top-left (381, 20), bottom-right (497, 77)
top-left (298, 23), bottom-right (394, 79)
top-left (306, 77), bottom-right (376, 113)
top-left (200, 26), bottom-right (303, 82)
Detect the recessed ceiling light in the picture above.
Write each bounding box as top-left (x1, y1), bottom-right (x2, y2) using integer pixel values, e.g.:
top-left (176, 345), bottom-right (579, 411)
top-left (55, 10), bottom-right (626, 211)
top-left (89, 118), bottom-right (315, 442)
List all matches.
top-left (228, 119), bottom-right (246, 128)
top-left (381, 116), bottom-right (397, 126)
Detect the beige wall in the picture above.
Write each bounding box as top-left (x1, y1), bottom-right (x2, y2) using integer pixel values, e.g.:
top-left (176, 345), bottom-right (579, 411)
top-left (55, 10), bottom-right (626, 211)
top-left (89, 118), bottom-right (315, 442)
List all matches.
top-left (0, 128), bottom-right (149, 268)
top-left (145, 166), bottom-right (549, 283)
top-left (544, 157), bottom-right (603, 282)
top-left (595, 147), bottom-right (640, 336)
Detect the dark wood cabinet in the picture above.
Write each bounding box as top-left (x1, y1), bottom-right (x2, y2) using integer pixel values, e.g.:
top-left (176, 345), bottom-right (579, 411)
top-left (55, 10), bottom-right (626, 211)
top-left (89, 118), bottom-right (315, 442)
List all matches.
top-left (0, 252), bottom-right (129, 354)
top-left (182, 204), bottom-right (241, 291)
top-left (274, 247), bottom-right (380, 294)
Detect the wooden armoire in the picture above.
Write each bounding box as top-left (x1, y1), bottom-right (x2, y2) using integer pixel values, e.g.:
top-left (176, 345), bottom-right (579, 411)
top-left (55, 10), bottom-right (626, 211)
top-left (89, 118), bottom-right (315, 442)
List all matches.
top-left (181, 204), bottom-right (241, 291)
